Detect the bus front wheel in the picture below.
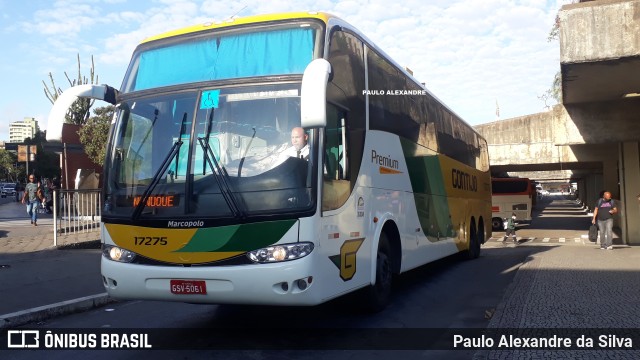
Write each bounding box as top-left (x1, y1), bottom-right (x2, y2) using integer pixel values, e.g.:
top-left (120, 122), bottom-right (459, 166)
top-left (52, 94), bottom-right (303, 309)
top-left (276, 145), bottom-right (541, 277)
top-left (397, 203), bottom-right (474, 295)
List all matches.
top-left (365, 233), bottom-right (392, 313)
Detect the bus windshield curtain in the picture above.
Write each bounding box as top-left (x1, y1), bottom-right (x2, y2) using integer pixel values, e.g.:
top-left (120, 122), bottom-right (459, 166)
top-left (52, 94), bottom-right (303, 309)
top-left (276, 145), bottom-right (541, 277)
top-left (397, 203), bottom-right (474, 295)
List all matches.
top-left (134, 28), bottom-right (314, 91)
top-left (135, 39), bottom-right (219, 91)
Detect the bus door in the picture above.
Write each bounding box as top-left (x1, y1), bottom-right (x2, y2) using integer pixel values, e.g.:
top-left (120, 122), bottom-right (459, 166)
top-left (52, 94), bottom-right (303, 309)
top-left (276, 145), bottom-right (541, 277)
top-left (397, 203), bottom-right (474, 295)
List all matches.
top-left (319, 105), bottom-right (369, 291)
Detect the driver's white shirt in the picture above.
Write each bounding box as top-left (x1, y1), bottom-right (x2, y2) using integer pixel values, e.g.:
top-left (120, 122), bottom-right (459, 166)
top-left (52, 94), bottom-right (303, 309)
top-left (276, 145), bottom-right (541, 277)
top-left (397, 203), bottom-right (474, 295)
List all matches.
top-left (279, 144), bottom-right (309, 159)
top-left (226, 143), bottom-right (308, 177)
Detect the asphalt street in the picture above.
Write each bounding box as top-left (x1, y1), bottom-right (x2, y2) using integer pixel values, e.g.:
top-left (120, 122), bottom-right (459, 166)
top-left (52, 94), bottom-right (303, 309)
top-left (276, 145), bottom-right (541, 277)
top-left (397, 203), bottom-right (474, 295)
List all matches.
top-left (0, 195), bottom-right (639, 359)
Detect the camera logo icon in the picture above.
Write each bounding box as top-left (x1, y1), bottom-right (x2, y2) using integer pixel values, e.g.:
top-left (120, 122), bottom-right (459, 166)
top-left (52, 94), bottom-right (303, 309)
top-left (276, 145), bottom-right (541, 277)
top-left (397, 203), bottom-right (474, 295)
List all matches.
top-left (7, 330), bottom-right (40, 348)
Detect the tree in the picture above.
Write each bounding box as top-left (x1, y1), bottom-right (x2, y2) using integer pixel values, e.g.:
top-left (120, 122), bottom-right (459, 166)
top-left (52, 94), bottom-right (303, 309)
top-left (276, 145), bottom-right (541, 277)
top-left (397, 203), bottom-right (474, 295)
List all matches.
top-left (547, 14), bottom-right (560, 42)
top-left (0, 149), bottom-right (19, 182)
top-left (78, 105), bottom-right (113, 167)
top-left (42, 54), bottom-right (99, 125)
top-left (23, 131), bottom-right (60, 181)
top-left (550, 71), bottom-right (562, 103)
top-left (538, 72), bottom-right (562, 109)
top-left (539, 11), bottom-right (563, 108)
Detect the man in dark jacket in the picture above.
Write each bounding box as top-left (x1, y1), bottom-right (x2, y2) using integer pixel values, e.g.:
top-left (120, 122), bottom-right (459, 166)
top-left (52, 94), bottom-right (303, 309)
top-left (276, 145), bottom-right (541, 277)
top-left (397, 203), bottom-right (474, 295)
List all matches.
top-left (592, 191), bottom-right (617, 250)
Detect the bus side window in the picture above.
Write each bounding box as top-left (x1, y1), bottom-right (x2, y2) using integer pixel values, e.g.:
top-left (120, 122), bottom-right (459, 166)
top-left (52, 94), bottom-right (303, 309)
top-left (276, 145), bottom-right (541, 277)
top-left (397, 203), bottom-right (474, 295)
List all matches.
top-left (323, 104), bottom-right (350, 211)
top-left (324, 105), bottom-right (348, 181)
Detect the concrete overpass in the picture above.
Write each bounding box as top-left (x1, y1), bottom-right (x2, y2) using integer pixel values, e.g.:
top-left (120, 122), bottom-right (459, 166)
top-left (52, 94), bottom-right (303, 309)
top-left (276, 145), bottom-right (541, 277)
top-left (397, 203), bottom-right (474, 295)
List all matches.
top-left (474, 0), bottom-right (640, 245)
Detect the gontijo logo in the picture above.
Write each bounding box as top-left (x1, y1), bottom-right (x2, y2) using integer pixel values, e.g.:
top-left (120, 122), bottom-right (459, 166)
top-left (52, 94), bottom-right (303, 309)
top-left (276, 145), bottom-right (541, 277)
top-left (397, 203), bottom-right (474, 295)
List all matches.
top-left (372, 150), bottom-right (402, 174)
top-left (452, 168), bottom-right (477, 192)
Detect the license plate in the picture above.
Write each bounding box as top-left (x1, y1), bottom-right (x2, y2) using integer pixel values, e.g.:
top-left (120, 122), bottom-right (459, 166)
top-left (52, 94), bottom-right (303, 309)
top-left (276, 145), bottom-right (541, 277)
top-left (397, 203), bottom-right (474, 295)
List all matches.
top-left (170, 280), bottom-right (207, 295)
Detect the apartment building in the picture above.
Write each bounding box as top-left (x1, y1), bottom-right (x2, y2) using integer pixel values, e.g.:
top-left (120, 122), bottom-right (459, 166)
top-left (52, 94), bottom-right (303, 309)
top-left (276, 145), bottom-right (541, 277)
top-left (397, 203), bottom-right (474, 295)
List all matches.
top-left (9, 117), bottom-right (39, 143)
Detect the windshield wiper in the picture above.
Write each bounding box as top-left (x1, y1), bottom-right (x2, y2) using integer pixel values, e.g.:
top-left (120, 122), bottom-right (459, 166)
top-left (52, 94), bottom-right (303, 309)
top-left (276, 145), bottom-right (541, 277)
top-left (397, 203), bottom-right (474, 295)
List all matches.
top-left (238, 126), bottom-right (256, 178)
top-left (132, 108), bottom-right (159, 189)
top-left (201, 108), bottom-right (214, 176)
top-left (199, 107), bottom-right (245, 218)
top-left (131, 140), bottom-right (183, 220)
top-left (197, 136), bottom-right (245, 219)
top-left (237, 127), bottom-right (256, 177)
top-left (131, 112), bottom-right (187, 220)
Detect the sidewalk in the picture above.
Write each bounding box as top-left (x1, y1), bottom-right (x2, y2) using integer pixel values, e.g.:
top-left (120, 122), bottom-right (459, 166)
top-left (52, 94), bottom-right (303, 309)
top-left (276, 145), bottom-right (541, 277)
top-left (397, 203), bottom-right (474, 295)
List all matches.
top-left (0, 199), bottom-right (107, 328)
top-left (478, 243), bottom-right (640, 358)
top-left (479, 197), bottom-right (640, 358)
top-left (0, 198), bottom-right (101, 251)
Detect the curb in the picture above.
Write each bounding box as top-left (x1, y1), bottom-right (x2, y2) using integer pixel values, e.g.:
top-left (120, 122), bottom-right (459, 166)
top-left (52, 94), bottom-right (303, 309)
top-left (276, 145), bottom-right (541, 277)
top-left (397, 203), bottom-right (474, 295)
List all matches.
top-left (56, 239), bottom-right (101, 250)
top-left (0, 293), bottom-right (115, 329)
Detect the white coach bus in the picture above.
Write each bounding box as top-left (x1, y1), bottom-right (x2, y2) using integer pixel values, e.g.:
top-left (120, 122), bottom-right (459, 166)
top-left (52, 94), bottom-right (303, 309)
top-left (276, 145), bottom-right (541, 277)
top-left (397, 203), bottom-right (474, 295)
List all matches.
top-left (47, 12), bottom-right (492, 311)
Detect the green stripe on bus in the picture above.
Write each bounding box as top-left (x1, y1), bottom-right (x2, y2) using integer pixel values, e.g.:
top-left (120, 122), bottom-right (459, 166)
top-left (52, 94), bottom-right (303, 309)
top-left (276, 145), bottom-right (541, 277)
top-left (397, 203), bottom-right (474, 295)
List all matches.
top-left (174, 219), bottom-right (297, 252)
top-left (400, 139), bottom-right (453, 239)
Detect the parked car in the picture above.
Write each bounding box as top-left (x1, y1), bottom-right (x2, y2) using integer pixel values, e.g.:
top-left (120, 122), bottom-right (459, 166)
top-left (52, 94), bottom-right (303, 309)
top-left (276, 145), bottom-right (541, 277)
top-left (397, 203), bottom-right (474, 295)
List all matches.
top-left (1, 183), bottom-right (17, 197)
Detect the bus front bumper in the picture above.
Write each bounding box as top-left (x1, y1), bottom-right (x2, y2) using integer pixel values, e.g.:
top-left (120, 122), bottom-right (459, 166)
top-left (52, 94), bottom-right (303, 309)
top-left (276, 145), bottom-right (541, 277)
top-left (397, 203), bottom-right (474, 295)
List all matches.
top-left (100, 254), bottom-right (323, 306)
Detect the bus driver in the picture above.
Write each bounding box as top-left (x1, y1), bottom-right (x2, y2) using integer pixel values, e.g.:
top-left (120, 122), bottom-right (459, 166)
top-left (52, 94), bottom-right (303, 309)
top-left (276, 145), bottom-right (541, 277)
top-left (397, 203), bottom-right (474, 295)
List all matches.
top-left (281, 127), bottom-right (309, 160)
top-left (229, 127), bottom-right (309, 176)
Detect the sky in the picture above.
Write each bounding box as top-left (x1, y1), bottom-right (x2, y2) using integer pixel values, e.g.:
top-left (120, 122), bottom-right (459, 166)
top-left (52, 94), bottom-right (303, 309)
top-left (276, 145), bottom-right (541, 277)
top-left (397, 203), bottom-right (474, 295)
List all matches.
top-left (0, 0), bottom-right (568, 141)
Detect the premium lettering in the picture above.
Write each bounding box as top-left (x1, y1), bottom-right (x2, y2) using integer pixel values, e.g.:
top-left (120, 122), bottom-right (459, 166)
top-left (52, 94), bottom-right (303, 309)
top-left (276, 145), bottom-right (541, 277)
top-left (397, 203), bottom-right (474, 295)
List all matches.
top-left (372, 150), bottom-right (399, 170)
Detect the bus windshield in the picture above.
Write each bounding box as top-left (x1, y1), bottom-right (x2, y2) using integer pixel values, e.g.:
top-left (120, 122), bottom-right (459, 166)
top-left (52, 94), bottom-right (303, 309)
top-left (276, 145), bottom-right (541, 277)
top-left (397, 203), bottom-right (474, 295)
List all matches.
top-left (104, 83), bottom-right (315, 220)
top-left (492, 179), bottom-right (531, 194)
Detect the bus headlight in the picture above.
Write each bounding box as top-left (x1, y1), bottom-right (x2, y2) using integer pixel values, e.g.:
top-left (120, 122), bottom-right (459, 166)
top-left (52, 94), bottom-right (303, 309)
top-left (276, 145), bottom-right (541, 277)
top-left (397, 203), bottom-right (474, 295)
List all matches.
top-left (247, 242), bottom-right (314, 263)
top-left (102, 245), bottom-right (137, 263)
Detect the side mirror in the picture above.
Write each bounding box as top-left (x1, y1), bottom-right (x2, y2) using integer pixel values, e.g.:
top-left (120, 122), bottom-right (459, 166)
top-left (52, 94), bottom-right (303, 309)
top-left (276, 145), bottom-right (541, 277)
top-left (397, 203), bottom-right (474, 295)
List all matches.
top-left (46, 84), bottom-right (118, 142)
top-left (300, 59), bottom-right (331, 128)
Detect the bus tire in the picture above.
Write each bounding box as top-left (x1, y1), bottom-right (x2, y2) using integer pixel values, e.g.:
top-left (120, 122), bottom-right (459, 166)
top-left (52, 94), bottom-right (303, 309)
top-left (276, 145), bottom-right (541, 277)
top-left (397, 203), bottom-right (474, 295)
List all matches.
top-left (491, 217), bottom-right (503, 231)
top-left (465, 221), bottom-right (481, 260)
top-left (365, 233), bottom-right (392, 313)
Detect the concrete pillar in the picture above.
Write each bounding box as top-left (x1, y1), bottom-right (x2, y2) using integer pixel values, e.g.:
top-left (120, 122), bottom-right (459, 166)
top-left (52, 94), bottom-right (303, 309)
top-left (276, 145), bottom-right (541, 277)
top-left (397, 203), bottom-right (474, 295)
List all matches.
top-left (602, 158), bottom-right (619, 198)
top-left (583, 173), bottom-right (603, 211)
top-left (620, 142), bottom-right (640, 245)
top-left (601, 156), bottom-right (621, 237)
top-left (576, 178), bottom-right (587, 208)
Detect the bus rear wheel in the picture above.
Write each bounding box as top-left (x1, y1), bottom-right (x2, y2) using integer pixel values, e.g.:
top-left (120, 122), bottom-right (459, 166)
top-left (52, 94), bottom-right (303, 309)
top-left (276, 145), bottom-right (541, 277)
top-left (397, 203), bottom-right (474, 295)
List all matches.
top-left (491, 217), bottom-right (503, 231)
top-left (465, 222), bottom-right (481, 260)
top-left (365, 233), bottom-right (392, 313)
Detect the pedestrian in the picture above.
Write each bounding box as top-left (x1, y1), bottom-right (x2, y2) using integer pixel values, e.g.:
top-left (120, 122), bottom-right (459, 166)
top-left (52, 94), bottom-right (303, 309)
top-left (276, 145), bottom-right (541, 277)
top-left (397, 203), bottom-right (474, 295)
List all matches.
top-left (42, 178), bottom-right (52, 213)
top-left (46, 177), bottom-right (60, 213)
top-left (503, 212), bottom-right (517, 243)
top-left (592, 191), bottom-right (618, 250)
top-left (21, 174), bottom-right (42, 226)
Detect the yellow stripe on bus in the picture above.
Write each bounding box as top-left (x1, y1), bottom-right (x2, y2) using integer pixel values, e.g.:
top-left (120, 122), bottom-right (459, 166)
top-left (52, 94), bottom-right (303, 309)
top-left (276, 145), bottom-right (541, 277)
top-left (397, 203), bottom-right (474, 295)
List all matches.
top-left (142, 12), bottom-right (332, 44)
top-left (105, 224), bottom-right (243, 264)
